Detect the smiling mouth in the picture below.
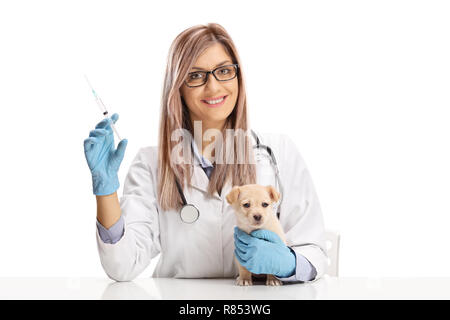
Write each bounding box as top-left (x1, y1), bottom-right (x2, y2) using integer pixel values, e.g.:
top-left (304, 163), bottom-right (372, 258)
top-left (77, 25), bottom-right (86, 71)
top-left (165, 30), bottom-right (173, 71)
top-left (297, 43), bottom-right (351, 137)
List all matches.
top-left (201, 95), bottom-right (227, 107)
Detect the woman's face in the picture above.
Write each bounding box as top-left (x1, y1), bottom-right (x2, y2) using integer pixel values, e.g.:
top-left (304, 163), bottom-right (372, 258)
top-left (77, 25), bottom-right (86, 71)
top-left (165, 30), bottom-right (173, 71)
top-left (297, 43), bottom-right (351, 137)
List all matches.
top-left (180, 43), bottom-right (239, 130)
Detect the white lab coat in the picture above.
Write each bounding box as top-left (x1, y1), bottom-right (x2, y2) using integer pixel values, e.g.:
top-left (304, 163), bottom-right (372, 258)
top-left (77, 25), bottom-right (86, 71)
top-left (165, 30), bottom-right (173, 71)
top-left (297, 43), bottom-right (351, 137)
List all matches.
top-left (96, 131), bottom-right (328, 282)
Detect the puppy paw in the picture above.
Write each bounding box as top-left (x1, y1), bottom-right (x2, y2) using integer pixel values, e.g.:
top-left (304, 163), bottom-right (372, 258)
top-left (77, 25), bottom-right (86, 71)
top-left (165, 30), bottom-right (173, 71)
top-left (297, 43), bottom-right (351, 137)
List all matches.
top-left (236, 276), bottom-right (253, 286)
top-left (266, 277), bottom-right (283, 286)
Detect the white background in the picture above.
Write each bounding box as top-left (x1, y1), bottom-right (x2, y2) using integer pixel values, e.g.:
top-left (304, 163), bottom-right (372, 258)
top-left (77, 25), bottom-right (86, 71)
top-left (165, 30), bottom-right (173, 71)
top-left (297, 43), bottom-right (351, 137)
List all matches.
top-left (0, 0), bottom-right (449, 278)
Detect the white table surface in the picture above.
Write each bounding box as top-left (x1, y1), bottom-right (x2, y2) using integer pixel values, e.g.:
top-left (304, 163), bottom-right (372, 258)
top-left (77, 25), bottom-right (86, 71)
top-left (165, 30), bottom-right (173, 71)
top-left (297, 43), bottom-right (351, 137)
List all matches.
top-left (0, 276), bottom-right (449, 300)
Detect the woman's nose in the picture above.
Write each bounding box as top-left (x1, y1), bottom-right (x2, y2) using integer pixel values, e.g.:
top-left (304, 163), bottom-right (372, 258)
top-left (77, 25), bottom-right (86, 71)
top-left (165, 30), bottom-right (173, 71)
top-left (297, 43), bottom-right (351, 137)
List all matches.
top-left (204, 73), bottom-right (221, 90)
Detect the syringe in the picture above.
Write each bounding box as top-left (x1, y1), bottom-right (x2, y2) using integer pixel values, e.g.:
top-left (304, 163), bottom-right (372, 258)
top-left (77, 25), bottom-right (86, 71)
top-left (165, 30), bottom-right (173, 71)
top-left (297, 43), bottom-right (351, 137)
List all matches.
top-left (84, 74), bottom-right (122, 141)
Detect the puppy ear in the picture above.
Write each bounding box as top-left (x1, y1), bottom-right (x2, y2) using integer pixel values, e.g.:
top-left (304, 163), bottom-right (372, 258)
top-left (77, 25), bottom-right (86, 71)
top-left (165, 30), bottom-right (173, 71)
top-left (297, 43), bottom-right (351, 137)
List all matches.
top-left (266, 185), bottom-right (280, 203)
top-left (226, 186), bottom-right (240, 205)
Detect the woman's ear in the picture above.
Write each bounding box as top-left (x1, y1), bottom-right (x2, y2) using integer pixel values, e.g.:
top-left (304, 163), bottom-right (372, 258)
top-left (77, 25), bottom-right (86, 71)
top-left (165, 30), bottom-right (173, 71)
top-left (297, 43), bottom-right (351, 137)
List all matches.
top-left (226, 186), bottom-right (240, 205)
top-left (266, 185), bottom-right (280, 203)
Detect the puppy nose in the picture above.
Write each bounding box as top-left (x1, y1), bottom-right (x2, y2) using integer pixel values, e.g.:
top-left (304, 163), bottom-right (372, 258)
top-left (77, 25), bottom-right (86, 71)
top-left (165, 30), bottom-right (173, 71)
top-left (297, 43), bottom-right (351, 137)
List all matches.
top-left (253, 214), bottom-right (262, 221)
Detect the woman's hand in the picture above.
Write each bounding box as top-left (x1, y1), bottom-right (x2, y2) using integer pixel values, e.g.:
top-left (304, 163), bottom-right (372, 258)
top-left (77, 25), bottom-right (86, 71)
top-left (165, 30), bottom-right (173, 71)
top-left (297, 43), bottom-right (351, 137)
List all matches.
top-left (83, 113), bottom-right (128, 196)
top-left (234, 227), bottom-right (296, 278)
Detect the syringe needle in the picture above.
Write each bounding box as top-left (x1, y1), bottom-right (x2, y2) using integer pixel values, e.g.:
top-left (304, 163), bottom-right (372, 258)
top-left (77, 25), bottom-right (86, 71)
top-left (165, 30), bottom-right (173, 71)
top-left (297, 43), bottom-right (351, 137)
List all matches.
top-left (84, 74), bottom-right (122, 141)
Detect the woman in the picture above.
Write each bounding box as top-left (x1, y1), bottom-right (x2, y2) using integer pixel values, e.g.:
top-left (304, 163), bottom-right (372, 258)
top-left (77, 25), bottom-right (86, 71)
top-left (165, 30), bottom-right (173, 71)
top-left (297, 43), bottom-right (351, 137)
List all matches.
top-left (83, 23), bottom-right (328, 283)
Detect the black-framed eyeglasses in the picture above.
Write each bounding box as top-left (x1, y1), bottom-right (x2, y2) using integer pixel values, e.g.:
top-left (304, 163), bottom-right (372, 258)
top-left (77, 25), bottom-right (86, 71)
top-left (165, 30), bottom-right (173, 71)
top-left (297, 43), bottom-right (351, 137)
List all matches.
top-left (184, 64), bottom-right (239, 88)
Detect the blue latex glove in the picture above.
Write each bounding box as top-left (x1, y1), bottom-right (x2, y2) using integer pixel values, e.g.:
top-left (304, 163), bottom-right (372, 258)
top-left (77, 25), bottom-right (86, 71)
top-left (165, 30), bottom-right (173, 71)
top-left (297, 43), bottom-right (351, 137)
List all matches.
top-left (234, 227), bottom-right (296, 278)
top-left (83, 113), bottom-right (128, 196)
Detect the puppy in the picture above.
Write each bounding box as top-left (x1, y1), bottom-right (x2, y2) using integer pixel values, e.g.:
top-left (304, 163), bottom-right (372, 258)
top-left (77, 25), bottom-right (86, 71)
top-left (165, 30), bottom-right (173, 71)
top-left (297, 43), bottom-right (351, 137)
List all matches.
top-left (226, 184), bottom-right (286, 286)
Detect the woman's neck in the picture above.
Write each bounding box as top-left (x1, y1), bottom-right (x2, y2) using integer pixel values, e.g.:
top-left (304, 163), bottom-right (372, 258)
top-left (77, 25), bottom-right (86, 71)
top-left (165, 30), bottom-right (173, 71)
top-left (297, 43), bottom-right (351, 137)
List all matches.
top-left (191, 119), bottom-right (226, 161)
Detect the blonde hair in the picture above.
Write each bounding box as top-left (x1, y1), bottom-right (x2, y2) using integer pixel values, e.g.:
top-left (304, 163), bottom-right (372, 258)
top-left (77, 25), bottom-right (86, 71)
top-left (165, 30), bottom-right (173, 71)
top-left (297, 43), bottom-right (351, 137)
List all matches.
top-left (157, 23), bottom-right (256, 211)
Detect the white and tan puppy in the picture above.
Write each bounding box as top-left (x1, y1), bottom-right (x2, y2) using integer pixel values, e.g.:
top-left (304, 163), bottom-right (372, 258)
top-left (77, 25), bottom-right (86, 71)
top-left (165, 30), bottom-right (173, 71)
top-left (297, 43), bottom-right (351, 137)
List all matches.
top-left (226, 184), bottom-right (286, 286)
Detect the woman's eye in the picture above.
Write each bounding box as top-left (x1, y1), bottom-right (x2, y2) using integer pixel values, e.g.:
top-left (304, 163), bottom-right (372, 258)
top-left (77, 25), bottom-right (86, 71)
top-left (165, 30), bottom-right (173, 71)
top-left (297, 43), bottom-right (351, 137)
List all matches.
top-left (243, 203), bottom-right (250, 208)
top-left (219, 68), bottom-right (230, 75)
top-left (262, 202), bottom-right (269, 208)
top-left (189, 72), bottom-right (203, 79)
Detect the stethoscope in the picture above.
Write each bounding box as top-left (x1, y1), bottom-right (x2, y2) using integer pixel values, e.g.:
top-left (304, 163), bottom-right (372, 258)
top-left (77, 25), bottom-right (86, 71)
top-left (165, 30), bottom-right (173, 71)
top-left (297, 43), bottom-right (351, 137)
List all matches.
top-left (175, 130), bottom-right (284, 224)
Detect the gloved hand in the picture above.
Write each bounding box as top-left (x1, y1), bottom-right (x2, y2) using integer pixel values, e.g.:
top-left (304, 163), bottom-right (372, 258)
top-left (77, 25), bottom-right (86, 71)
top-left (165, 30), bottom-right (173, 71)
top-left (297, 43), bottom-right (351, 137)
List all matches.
top-left (83, 113), bottom-right (128, 196)
top-left (234, 227), bottom-right (296, 278)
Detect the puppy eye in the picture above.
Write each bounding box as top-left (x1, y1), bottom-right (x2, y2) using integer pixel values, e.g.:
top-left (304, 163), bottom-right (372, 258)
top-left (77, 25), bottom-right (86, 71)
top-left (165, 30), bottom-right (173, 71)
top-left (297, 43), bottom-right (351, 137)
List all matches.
top-left (243, 203), bottom-right (250, 208)
top-left (262, 202), bottom-right (269, 208)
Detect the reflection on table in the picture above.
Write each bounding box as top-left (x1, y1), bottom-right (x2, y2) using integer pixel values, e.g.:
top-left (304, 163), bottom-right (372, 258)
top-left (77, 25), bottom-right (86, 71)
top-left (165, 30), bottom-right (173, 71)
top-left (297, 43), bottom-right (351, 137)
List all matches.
top-left (1, 276), bottom-right (450, 299)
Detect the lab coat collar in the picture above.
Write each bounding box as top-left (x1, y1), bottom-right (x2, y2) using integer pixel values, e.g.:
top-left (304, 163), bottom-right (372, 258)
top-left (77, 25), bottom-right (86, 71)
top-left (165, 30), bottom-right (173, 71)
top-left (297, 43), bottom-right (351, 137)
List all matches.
top-left (190, 166), bottom-right (234, 200)
top-left (189, 139), bottom-right (220, 198)
top-left (191, 139), bottom-right (214, 169)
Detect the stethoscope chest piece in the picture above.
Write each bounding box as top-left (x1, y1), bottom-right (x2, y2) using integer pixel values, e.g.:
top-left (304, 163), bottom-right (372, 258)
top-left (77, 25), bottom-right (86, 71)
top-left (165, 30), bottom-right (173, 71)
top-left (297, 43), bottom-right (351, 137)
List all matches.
top-left (180, 204), bottom-right (200, 224)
